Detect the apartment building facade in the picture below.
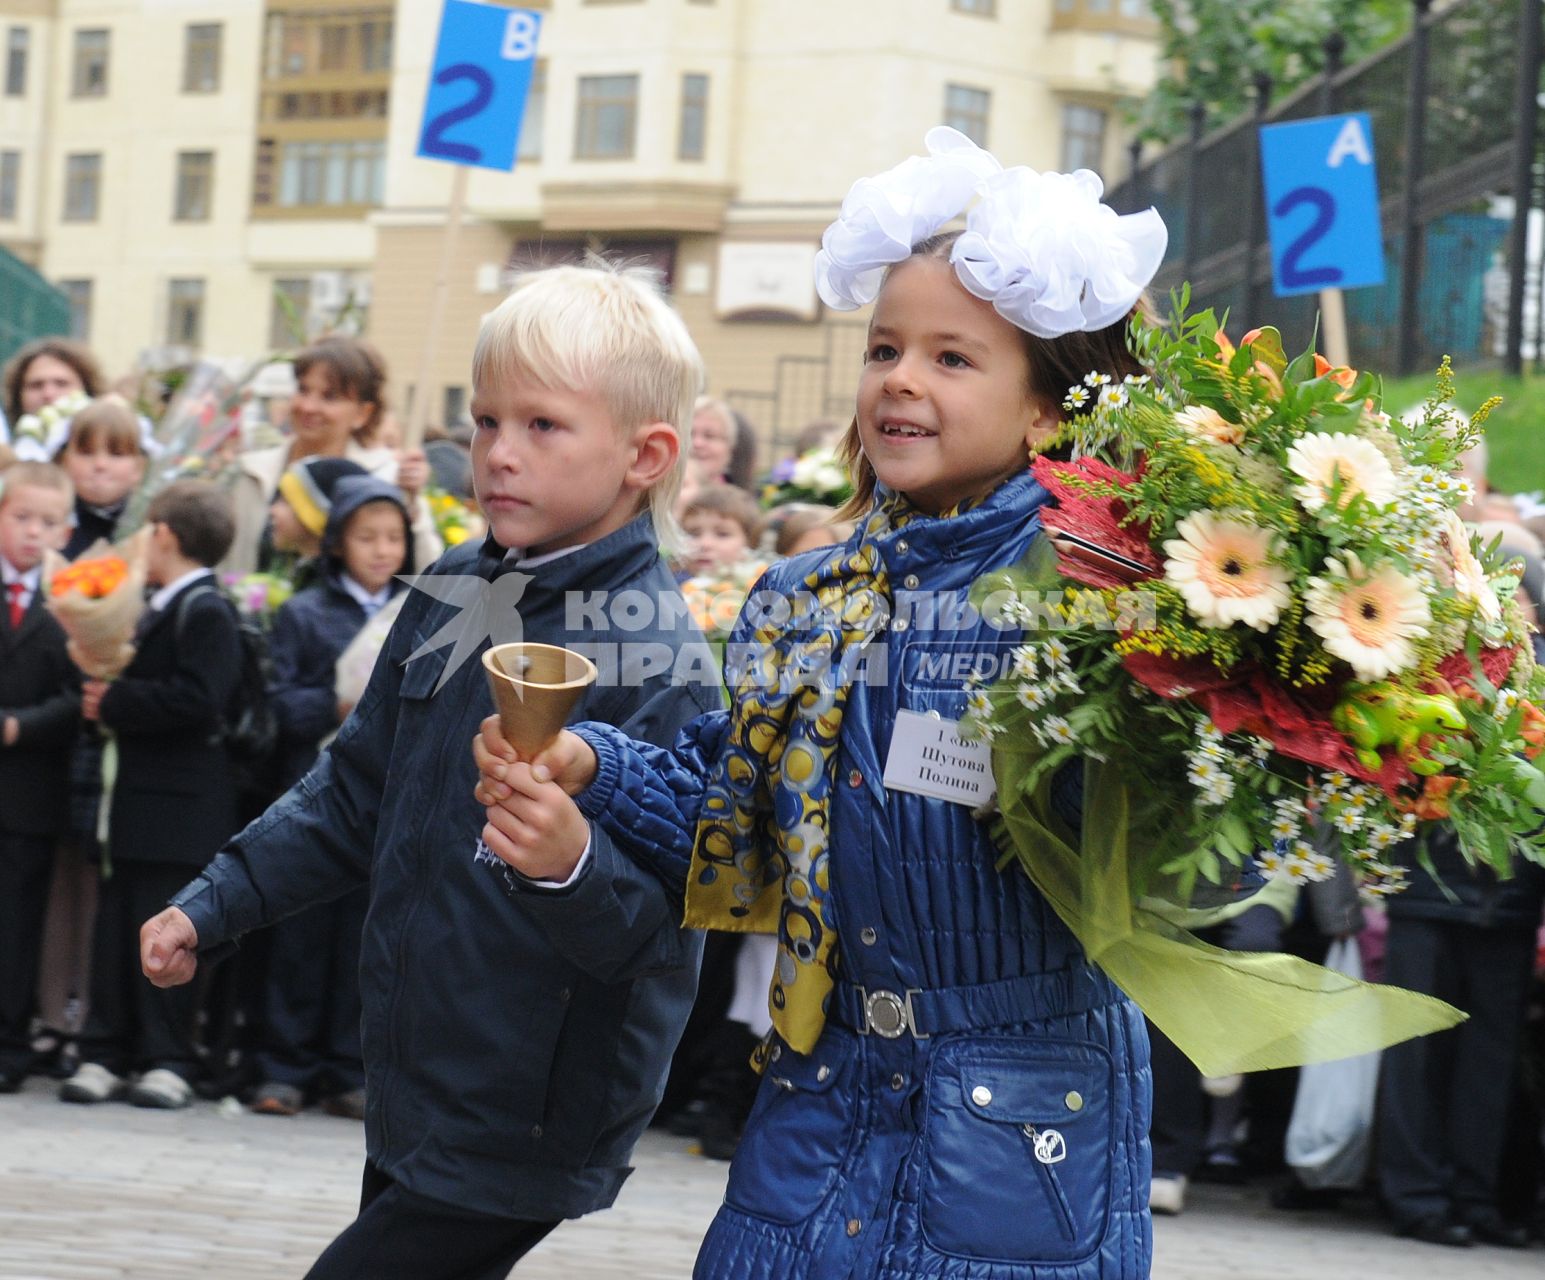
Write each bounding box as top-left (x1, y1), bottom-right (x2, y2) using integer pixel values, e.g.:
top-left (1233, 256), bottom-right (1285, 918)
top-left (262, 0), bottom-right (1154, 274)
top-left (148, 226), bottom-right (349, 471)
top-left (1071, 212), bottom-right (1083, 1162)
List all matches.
top-left (0, 0), bottom-right (391, 377)
top-left (372, 0), bottom-right (1161, 441)
top-left (1, 0), bottom-right (1158, 436)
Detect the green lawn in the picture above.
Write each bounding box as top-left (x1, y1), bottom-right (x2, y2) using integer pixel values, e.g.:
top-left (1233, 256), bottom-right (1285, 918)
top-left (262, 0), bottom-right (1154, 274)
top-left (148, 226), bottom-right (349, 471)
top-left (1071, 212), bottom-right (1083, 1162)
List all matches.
top-left (1380, 367), bottom-right (1545, 495)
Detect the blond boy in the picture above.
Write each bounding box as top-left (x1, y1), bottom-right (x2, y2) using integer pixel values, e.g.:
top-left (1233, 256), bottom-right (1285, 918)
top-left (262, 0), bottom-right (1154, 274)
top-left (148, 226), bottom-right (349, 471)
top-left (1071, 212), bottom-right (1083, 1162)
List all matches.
top-left (140, 265), bottom-right (721, 1278)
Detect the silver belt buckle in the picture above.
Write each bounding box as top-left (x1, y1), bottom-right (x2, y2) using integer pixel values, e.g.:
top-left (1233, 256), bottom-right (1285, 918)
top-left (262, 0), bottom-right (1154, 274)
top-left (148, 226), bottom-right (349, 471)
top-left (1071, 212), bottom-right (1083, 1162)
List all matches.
top-left (856, 987), bottom-right (927, 1039)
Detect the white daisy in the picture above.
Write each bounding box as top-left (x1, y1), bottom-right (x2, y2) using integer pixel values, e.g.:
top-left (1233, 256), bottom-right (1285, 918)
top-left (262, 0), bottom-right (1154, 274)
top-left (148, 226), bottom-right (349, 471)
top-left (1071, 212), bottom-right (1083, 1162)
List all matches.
top-left (1042, 637), bottom-right (1070, 667)
top-left (1331, 808), bottom-right (1363, 834)
top-left (1041, 715), bottom-right (1076, 745)
top-left (965, 690), bottom-right (994, 719)
top-left (1084, 371), bottom-right (1112, 388)
top-left (1011, 644), bottom-right (1039, 679)
top-left (1063, 385), bottom-right (1091, 411)
top-left (1305, 852), bottom-right (1337, 882)
top-left (1016, 683), bottom-right (1051, 711)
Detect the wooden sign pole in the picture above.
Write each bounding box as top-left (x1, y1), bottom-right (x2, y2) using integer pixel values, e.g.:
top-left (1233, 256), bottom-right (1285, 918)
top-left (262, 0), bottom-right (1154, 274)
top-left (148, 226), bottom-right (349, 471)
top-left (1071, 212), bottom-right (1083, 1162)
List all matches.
top-left (403, 164), bottom-right (469, 450)
top-left (1319, 286), bottom-right (1351, 368)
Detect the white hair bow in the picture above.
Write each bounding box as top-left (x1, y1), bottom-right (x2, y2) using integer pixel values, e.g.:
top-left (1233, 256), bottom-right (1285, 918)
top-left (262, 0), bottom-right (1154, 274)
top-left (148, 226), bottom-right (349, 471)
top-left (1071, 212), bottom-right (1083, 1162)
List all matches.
top-left (813, 126), bottom-right (1001, 311)
top-left (952, 167), bottom-right (1168, 338)
top-left (814, 135), bottom-right (1168, 339)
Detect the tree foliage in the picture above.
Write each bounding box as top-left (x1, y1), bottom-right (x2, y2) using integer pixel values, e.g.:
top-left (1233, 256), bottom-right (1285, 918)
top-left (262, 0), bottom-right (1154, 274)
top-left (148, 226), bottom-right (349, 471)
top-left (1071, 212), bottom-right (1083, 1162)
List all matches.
top-left (1138, 0), bottom-right (1410, 143)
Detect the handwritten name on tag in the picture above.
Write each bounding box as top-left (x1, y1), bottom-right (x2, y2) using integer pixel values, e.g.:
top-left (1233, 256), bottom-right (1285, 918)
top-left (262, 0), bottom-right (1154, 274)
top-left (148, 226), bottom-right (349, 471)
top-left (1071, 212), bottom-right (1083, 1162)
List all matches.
top-left (882, 709), bottom-right (996, 808)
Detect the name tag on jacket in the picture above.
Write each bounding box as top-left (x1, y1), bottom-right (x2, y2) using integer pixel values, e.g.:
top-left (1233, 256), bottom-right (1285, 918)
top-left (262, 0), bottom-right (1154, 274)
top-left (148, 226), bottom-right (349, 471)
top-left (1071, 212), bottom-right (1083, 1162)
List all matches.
top-left (882, 709), bottom-right (996, 808)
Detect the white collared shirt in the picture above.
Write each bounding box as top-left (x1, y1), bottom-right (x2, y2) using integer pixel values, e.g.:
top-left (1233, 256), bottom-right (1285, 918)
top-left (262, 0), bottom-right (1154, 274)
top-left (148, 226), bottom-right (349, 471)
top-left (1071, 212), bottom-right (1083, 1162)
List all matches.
top-left (501, 543), bottom-right (587, 570)
top-left (148, 567), bottom-right (215, 612)
top-left (1, 558), bottom-right (42, 613)
top-left (340, 574), bottom-right (394, 619)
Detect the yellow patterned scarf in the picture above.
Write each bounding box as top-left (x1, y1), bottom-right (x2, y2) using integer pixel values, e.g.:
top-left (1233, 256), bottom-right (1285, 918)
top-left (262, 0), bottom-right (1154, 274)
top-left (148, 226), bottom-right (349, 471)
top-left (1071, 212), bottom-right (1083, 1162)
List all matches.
top-left (684, 492), bottom-right (947, 1054)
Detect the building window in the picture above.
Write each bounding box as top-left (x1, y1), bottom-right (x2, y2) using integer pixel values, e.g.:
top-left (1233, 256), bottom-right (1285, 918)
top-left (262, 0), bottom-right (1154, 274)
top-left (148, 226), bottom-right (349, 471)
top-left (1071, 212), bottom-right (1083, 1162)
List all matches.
top-left (575, 74), bottom-right (640, 160)
top-left (63, 154), bottom-right (102, 222)
top-left (319, 23), bottom-right (350, 71)
top-left (951, 0), bottom-right (996, 13)
top-left (72, 29), bottom-right (110, 98)
top-left (943, 84), bottom-right (990, 147)
top-left (5, 27), bottom-right (27, 97)
top-left (678, 73), bottom-right (708, 162)
top-left (167, 279), bottom-right (205, 348)
top-left (360, 19), bottom-right (392, 71)
top-left (183, 23), bottom-right (222, 92)
top-left (0, 151), bottom-right (17, 220)
top-left (58, 280), bottom-right (92, 341)
top-left (270, 277), bottom-right (311, 346)
top-left (273, 139), bottom-right (385, 208)
top-left (518, 60), bottom-right (546, 161)
top-left (1060, 103), bottom-right (1107, 174)
top-left (174, 151), bottom-right (215, 222)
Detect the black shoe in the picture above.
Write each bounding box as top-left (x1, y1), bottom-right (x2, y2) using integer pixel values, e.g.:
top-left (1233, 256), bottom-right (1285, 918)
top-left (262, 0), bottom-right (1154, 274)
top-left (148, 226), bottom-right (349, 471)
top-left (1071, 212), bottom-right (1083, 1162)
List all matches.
top-left (697, 1106), bottom-right (742, 1162)
top-left (1463, 1212), bottom-right (1530, 1249)
top-left (1397, 1214), bottom-right (1473, 1247)
top-left (0, 1065), bottom-right (26, 1093)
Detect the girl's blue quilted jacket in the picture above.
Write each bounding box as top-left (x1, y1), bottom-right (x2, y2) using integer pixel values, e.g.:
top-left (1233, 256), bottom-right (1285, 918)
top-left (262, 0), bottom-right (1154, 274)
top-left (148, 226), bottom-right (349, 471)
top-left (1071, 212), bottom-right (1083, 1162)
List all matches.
top-left (574, 472), bottom-right (1153, 1279)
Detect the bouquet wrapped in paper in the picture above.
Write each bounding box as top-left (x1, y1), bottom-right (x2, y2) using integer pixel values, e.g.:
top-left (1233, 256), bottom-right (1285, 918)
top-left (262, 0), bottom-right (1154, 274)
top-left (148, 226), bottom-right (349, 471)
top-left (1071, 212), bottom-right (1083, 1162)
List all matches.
top-left (962, 299), bottom-right (1542, 1073)
top-left (45, 527), bottom-right (151, 679)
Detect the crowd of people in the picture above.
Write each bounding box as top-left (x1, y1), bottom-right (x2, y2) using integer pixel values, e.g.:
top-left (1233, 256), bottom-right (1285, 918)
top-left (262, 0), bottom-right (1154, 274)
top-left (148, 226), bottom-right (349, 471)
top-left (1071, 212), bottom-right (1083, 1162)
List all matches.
top-left (0, 136), bottom-right (1543, 1278)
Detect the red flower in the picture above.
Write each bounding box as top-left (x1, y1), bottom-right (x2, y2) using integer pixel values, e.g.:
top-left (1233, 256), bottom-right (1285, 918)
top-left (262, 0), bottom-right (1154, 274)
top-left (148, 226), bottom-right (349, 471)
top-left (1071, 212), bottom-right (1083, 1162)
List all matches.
top-left (1031, 455), bottom-right (1160, 590)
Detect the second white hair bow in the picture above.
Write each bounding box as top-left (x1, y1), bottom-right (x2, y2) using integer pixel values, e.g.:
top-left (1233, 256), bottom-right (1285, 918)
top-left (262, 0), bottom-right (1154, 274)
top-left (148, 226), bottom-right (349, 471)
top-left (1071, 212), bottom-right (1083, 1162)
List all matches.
top-left (814, 133), bottom-right (1168, 339)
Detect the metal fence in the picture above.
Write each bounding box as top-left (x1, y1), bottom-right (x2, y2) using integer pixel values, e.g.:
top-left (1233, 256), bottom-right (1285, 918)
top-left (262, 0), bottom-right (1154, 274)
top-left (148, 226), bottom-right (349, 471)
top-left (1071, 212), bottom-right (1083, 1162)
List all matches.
top-left (1107, 0), bottom-right (1542, 377)
top-left (0, 246), bottom-right (71, 369)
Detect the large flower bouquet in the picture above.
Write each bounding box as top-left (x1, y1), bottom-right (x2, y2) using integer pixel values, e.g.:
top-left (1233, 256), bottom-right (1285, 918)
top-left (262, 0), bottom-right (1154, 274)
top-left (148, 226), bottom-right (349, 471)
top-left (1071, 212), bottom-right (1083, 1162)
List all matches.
top-left (7, 390), bottom-right (91, 462)
top-left (962, 302), bottom-right (1540, 1071)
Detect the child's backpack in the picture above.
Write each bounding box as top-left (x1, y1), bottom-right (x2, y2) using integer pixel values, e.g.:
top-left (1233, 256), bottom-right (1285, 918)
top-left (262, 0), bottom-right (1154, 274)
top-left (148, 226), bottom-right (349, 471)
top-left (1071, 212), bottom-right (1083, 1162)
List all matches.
top-left (174, 581), bottom-right (280, 798)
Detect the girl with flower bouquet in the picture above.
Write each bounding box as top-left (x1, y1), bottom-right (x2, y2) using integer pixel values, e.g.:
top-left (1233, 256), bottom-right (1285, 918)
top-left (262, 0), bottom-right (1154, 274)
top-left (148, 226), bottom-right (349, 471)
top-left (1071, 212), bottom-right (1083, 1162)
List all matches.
top-left (476, 128), bottom-right (1172, 1278)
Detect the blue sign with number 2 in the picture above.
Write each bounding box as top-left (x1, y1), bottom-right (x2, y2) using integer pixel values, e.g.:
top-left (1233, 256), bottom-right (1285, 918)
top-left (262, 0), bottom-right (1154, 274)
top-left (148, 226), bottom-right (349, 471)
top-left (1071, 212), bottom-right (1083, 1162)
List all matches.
top-left (417, 2), bottom-right (541, 172)
top-left (1259, 112), bottom-right (1385, 298)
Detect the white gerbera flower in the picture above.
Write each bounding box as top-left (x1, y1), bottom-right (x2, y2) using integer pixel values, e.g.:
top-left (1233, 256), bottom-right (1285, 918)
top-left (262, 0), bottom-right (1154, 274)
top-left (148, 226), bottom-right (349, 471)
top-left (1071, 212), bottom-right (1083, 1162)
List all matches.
top-left (1305, 553), bottom-right (1431, 680)
top-left (1163, 512), bottom-right (1292, 631)
top-left (1287, 432), bottom-right (1400, 513)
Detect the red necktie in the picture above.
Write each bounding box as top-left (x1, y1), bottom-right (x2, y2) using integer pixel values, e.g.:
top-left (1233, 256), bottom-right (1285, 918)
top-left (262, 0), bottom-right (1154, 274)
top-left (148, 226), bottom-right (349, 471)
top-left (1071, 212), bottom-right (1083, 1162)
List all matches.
top-left (7, 581), bottom-right (25, 629)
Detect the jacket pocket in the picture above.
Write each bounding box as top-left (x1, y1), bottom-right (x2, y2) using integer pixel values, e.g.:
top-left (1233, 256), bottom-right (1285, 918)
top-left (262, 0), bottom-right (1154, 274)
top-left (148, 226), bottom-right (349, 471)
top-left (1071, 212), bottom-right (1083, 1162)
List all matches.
top-left (920, 1036), bottom-right (1115, 1265)
top-left (723, 1029), bottom-right (861, 1227)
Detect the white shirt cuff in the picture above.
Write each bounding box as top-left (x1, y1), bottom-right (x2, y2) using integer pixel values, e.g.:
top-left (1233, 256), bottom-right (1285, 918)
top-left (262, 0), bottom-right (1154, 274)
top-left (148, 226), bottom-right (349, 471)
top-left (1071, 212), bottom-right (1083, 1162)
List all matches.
top-left (525, 834), bottom-right (592, 890)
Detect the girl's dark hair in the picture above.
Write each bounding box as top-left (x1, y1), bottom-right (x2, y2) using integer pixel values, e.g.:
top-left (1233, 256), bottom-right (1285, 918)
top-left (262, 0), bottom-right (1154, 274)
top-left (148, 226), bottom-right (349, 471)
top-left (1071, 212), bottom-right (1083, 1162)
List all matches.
top-left (3, 338), bottom-right (106, 423)
top-left (836, 230), bottom-right (1146, 521)
top-left (292, 337), bottom-right (389, 443)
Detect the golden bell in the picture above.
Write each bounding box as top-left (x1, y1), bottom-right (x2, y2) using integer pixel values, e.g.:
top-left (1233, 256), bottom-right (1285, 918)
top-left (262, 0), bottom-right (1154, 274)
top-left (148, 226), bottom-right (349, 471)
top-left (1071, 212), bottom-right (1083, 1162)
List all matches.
top-left (481, 642), bottom-right (598, 757)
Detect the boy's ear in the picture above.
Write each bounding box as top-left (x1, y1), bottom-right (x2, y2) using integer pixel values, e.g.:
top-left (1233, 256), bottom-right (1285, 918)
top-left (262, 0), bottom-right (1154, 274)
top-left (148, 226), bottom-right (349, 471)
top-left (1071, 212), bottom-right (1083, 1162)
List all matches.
top-left (625, 421), bottom-right (681, 493)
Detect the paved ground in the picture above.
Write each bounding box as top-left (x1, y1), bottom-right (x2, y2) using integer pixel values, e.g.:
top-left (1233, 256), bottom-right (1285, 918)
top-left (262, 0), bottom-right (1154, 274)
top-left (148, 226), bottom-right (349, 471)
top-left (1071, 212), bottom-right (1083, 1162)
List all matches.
top-left (0, 1076), bottom-right (1538, 1279)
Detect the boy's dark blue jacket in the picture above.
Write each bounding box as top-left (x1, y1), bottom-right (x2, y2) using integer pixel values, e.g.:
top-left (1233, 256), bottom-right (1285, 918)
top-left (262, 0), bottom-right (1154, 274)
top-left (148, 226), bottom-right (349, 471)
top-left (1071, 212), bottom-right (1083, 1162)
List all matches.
top-left (0, 586), bottom-right (80, 836)
top-left (268, 476), bottom-right (410, 789)
top-left (171, 514), bottom-right (720, 1220)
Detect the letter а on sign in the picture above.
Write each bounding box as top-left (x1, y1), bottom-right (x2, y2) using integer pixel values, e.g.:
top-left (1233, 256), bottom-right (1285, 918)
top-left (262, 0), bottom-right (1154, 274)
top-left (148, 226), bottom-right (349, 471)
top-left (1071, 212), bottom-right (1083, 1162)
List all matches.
top-left (1326, 117), bottom-right (1372, 169)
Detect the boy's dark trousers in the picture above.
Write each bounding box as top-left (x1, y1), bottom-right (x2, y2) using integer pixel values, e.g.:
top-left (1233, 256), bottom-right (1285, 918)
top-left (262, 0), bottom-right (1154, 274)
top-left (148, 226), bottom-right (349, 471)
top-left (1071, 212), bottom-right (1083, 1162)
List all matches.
top-left (0, 832), bottom-right (57, 1078)
top-left (304, 1161), bottom-right (558, 1280)
top-left (254, 887), bottom-right (367, 1096)
top-left (76, 860), bottom-right (202, 1079)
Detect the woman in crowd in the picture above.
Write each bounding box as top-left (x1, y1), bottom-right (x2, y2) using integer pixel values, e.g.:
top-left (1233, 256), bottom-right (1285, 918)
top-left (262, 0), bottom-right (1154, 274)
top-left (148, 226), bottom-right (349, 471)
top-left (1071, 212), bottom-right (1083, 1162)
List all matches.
top-left (224, 337), bottom-right (440, 576)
